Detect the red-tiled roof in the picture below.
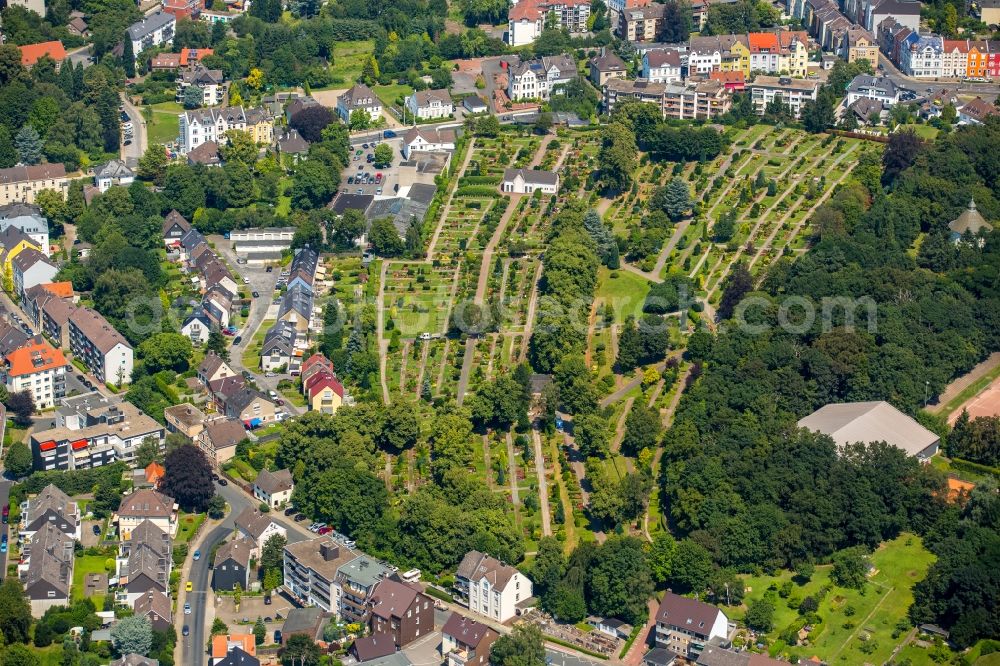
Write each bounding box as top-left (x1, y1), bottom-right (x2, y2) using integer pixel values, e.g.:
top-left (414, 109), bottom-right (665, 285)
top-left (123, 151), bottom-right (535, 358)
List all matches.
top-left (19, 41), bottom-right (68, 66)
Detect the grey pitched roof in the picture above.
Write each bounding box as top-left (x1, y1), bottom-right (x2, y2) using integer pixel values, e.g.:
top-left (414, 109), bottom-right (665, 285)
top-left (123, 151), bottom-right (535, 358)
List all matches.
top-left (127, 11), bottom-right (174, 40)
top-left (215, 647), bottom-right (260, 666)
top-left (199, 351), bottom-right (231, 378)
top-left (234, 505), bottom-right (278, 540)
top-left (254, 468), bottom-right (293, 495)
top-left (227, 386), bottom-right (272, 415)
top-left (645, 49), bottom-right (682, 67)
top-left (289, 247), bottom-right (318, 276)
top-left (12, 247), bottom-right (55, 273)
top-left (512, 54), bottom-right (577, 79)
top-left (656, 591), bottom-right (724, 638)
top-left (277, 287), bottom-right (312, 320)
top-left (187, 141), bottom-right (222, 166)
top-left (180, 65), bottom-right (225, 86)
top-left (339, 83), bottom-right (379, 109)
top-left (127, 540), bottom-right (170, 590)
top-left (442, 612), bottom-right (497, 649)
top-left (127, 520), bottom-right (171, 556)
top-left (411, 89), bottom-right (452, 108)
top-left (263, 320), bottom-right (297, 356)
top-left (95, 159), bottom-right (134, 180)
top-left (846, 74), bottom-right (898, 98)
top-left (503, 168), bottom-right (558, 186)
top-left (277, 128), bottom-right (310, 154)
top-left (797, 401), bottom-right (940, 457)
top-left (133, 590), bottom-right (172, 623)
top-left (111, 655), bottom-right (160, 666)
top-left (24, 522), bottom-right (74, 597)
top-left (118, 489), bottom-right (174, 519)
top-left (455, 551), bottom-right (520, 592)
top-left (0, 203), bottom-right (42, 219)
top-left (204, 418), bottom-right (247, 451)
top-left (329, 193), bottom-right (374, 215)
top-left (591, 47), bottom-right (627, 72)
top-left (949, 199), bottom-right (993, 235)
top-left (214, 535), bottom-right (253, 568)
top-left (352, 634), bottom-right (398, 662)
top-left (26, 484), bottom-right (76, 524)
top-left (69, 306), bottom-right (132, 353)
top-left (370, 579), bottom-right (421, 620)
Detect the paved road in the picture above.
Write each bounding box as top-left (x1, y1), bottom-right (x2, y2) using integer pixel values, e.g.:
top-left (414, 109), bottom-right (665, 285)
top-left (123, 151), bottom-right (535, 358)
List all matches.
top-left (65, 45), bottom-right (94, 70)
top-left (0, 480), bottom-right (10, 579)
top-left (180, 480), bottom-right (312, 666)
top-left (120, 94), bottom-right (147, 168)
top-left (210, 237), bottom-right (304, 413)
top-left (878, 58), bottom-right (999, 100)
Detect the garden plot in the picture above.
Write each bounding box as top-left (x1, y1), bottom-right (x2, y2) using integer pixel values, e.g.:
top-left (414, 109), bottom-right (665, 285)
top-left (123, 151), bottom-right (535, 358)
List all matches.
top-left (383, 263), bottom-right (455, 337)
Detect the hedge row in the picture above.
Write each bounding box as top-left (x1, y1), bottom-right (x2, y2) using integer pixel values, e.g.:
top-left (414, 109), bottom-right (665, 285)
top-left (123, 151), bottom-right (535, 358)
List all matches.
top-left (455, 185), bottom-right (502, 198)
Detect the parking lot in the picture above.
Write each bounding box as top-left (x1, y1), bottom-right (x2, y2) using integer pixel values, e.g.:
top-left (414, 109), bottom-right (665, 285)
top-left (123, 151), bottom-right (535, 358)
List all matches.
top-left (341, 135), bottom-right (405, 199)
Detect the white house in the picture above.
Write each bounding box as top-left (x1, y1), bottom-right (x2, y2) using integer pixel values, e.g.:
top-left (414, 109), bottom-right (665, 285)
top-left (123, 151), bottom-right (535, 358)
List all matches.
top-left (507, 55), bottom-right (578, 101)
top-left (501, 168), bottom-right (559, 194)
top-left (900, 34), bottom-right (943, 78)
top-left (507, 0), bottom-right (590, 46)
top-left (642, 49), bottom-right (683, 83)
top-left (405, 89), bottom-right (454, 120)
top-left (748, 76), bottom-right (820, 118)
top-left (4, 340), bottom-right (67, 410)
top-left (454, 551), bottom-right (533, 623)
top-left (845, 74), bottom-right (900, 107)
top-left (0, 204), bottom-right (50, 254)
top-left (67, 307), bottom-right (134, 386)
top-left (252, 468), bottom-right (294, 509)
top-left (116, 489), bottom-right (177, 540)
top-left (181, 308), bottom-right (213, 344)
top-left (176, 65), bottom-right (227, 106)
top-left (336, 84), bottom-right (382, 124)
top-left (402, 127), bottom-right (457, 159)
top-left (93, 160), bottom-right (135, 193)
top-left (234, 506), bottom-right (287, 557)
top-left (177, 106), bottom-right (272, 154)
top-left (12, 248), bottom-right (58, 302)
top-left (127, 12), bottom-right (175, 60)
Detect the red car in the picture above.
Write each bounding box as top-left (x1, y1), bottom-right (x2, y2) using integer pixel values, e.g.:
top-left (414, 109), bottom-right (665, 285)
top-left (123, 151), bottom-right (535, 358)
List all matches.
top-left (318, 526), bottom-right (333, 535)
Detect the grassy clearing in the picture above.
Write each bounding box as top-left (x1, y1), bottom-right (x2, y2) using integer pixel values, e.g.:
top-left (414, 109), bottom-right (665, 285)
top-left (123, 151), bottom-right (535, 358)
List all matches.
top-left (596, 267), bottom-right (651, 323)
top-left (373, 83), bottom-right (415, 110)
top-left (733, 534), bottom-right (935, 665)
top-left (71, 554), bottom-right (110, 606)
top-left (899, 124), bottom-right (939, 140)
top-left (145, 101), bottom-right (183, 146)
top-left (328, 40), bottom-right (374, 84)
top-left (176, 511), bottom-right (206, 544)
top-left (241, 319), bottom-right (275, 369)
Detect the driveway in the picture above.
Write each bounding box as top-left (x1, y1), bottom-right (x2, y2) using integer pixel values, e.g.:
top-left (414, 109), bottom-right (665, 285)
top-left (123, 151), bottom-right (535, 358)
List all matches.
top-left (120, 94), bottom-right (147, 168)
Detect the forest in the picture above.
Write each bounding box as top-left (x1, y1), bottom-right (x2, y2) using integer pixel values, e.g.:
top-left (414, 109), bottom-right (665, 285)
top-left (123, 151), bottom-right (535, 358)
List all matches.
top-left (660, 118), bottom-right (1000, 646)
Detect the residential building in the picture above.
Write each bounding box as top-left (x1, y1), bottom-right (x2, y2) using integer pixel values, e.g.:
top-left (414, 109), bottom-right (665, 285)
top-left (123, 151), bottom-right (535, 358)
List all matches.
top-left (797, 400), bottom-right (940, 461)
top-left (3, 339), bottom-right (67, 409)
top-left (119, 520), bottom-right (171, 605)
top-left (709, 70), bottom-right (746, 91)
top-left (234, 506), bottom-right (287, 556)
top-left (641, 648), bottom-right (677, 666)
top-left (590, 48), bottom-right (628, 86)
top-left (280, 607), bottom-right (329, 642)
top-left (164, 403), bottom-right (207, 440)
top-left (463, 96), bottom-right (489, 114)
top-left (283, 537), bottom-right (359, 612)
top-left (162, 0), bottom-right (203, 20)
top-left (696, 636), bottom-right (787, 665)
top-left (508, 0), bottom-right (590, 46)
top-left (176, 65), bottom-right (227, 106)
top-left (507, 55), bottom-right (578, 102)
top-left (687, 34), bottom-right (748, 74)
top-left (215, 647), bottom-right (259, 666)
top-left (654, 591), bottom-right (731, 661)
top-left (285, 96), bottom-right (321, 124)
top-left (401, 127), bottom-right (457, 160)
top-left (36, 293), bottom-right (76, 349)
top-left (845, 74), bottom-right (899, 106)
top-left (900, 34), bottom-right (943, 78)
top-left (21, 522), bottom-right (74, 616)
top-left (748, 76), bottom-right (820, 118)
top-left (94, 160), bottom-right (135, 193)
top-left (261, 320), bottom-right (299, 373)
top-left (177, 106), bottom-right (273, 154)
top-left (350, 634), bottom-right (398, 664)
top-left (162, 210), bottom-right (191, 248)
top-left (252, 468), bottom-right (294, 508)
top-left (198, 417), bottom-right (247, 465)
top-left (277, 129), bottom-right (310, 163)
top-left (20, 484), bottom-right (80, 540)
top-left (127, 12), bottom-right (176, 60)
top-left (66, 15), bottom-right (89, 36)
top-left (18, 41), bottom-right (66, 68)
top-left (181, 307), bottom-right (213, 344)
top-left (134, 590), bottom-right (173, 631)
top-left (300, 353), bottom-right (335, 387)
top-left (213, 536), bottom-right (253, 591)
top-left (0, 164), bottom-right (70, 206)
top-left (151, 48), bottom-right (213, 70)
top-left (198, 351), bottom-right (236, 386)
top-left (0, 226), bottom-right (42, 287)
top-left (286, 247), bottom-right (320, 294)
top-left (441, 612), bottom-right (499, 666)
top-left (864, 0), bottom-right (920, 32)
top-left (405, 89), bottom-right (454, 120)
top-left (0, 320), bottom-right (30, 359)
top-left (112, 655), bottom-right (160, 666)
top-left (0, 203), bottom-right (51, 252)
top-left (337, 84), bottom-right (382, 124)
top-left (368, 579), bottom-right (434, 647)
top-left (642, 49), bottom-right (682, 83)
top-left (619, 4), bottom-right (667, 42)
top-left (840, 26), bottom-right (880, 68)
top-left (337, 553), bottom-right (393, 624)
top-left (30, 398), bottom-right (163, 471)
top-left (68, 306), bottom-right (133, 385)
top-left (959, 97), bottom-right (1000, 124)
top-left (116, 489), bottom-right (177, 539)
top-left (305, 372), bottom-right (344, 415)
top-left (603, 78), bottom-right (731, 119)
top-left (223, 385), bottom-right (276, 427)
top-left (590, 617), bottom-right (634, 639)
top-left (454, 551), bottom-right (533, 623)
top-left (501, 168), bottom-right (559, 194)
top-left (12, 248), bottom-right (58, 301)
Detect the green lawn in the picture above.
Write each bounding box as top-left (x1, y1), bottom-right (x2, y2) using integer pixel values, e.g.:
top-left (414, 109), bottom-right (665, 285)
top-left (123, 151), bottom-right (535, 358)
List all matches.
top-left (734, 534), bottom-right (936, 665)
top-left (241, 319), bottom-right (275, 369)
top-left (176, 511), bottom-right (206, 544)
top-left (71, 554), bottom-right (111, 606)
top-left (898, 123), bottom-right (939, 140)
top-left (328, 40), bottom-right (375, 84)
top-left (373, 83), bottom-right (414, 110)
top-left (145, 101), bottom-right (184, 146)
top-left (596, 266), bottom-right (652, 323)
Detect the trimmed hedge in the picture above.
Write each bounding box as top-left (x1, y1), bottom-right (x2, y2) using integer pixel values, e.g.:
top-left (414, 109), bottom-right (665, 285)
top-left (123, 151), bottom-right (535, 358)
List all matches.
top-left (455, 185), bottom-right (502, 198)
top-left (950, 457), bottom-right (1000, 478)
top-left (458, 175), bottom-right (502, 186)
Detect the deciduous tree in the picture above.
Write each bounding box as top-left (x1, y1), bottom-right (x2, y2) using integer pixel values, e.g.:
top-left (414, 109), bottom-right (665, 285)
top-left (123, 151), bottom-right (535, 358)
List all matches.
top-left (161, 444), bottom-right (215, 512)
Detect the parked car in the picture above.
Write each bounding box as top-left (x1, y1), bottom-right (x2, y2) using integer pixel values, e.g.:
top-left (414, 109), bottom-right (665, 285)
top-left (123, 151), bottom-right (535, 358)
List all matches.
top-left (92, 524), bottom-right (101, 536)
top-left (284, 507), bottom-right (296, 516)
top-left (266, 266), bottom-right (273, 272)
top-left (183, 625), bottom-right (190, 637)
top-left (274, 630), bottom-right (282, 645)
top-left (218, 478), bottom-right (228, 486)
top-left (186, 581), bottom-right (193, 592)
top-left (233, 335), bottom-right (242, 345)
top-left (252, 291), bottom-right (260, 298)
top-left (294, 513), bottom-right (307, 521)
top-left (193, 550), bottom-right (201, 561)
top-left (184, 603), bottom-right (191, 615)
top-left (318, 526), bottom-right (333, 535)
top-left (265, 595), bottom-right (272, 605)
top-left (348, 176), bottom-right (354, 184)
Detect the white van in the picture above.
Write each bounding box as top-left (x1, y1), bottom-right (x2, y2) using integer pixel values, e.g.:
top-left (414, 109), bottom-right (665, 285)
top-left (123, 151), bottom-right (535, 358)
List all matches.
top-left (401, 569), bottom-right (421, 583)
